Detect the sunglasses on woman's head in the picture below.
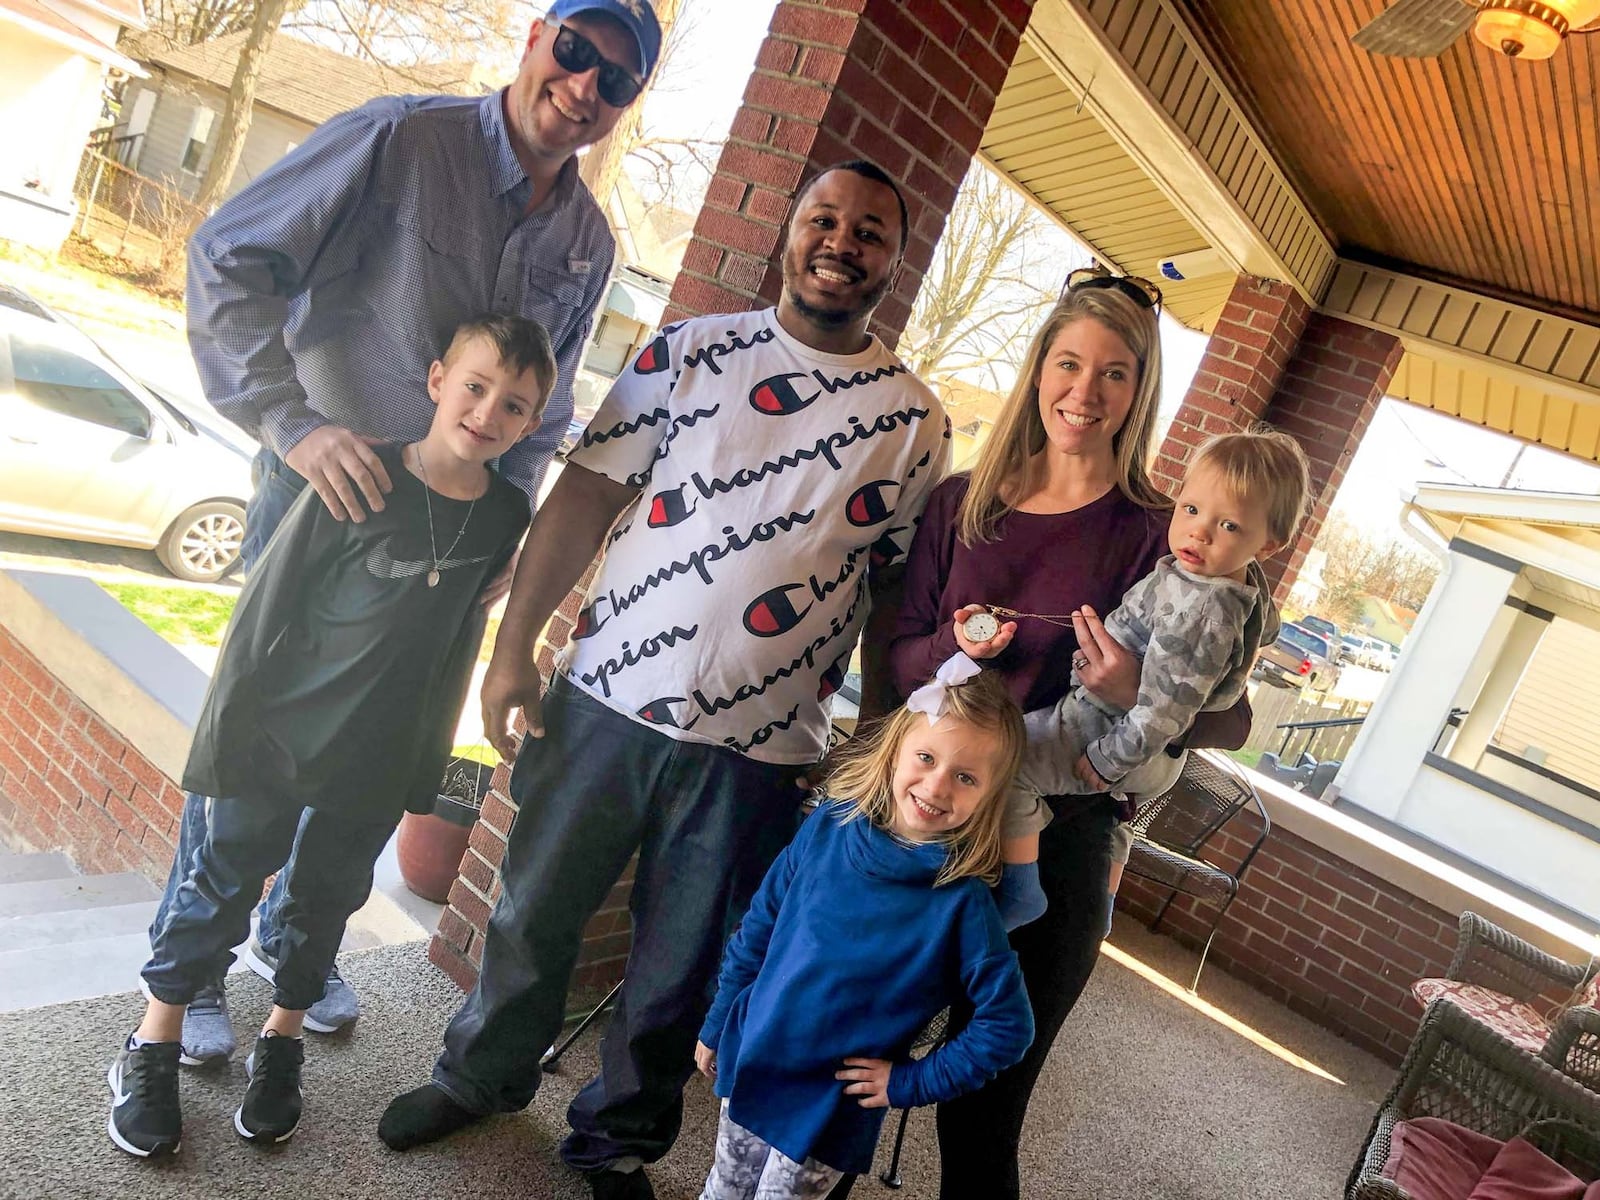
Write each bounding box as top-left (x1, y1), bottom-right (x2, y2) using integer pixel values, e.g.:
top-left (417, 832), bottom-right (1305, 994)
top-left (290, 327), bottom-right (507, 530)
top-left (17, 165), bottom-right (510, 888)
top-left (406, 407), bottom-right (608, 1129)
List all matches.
top-left (550, 23), bottom-right (644, 108)
top-left (1065, 266), bottom-right (1163, 311)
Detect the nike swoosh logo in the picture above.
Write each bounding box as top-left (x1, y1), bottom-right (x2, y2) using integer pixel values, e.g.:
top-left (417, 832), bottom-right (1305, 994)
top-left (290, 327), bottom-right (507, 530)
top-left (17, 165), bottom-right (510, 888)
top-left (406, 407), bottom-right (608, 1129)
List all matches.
top-left (110, 1062), bottom-right (132, 1106)
top-left (366, 537), bottom-right (493, 580)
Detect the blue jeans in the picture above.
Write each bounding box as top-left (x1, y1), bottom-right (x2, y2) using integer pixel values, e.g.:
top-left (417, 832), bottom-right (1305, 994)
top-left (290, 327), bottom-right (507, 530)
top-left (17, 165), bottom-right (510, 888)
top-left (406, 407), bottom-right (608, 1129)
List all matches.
top-left (144, 791), bottom-right (396, 1010)
top-left (431, 676), bottom-right (803, 1172)
top-left (149, 449), bottom-right (309, 962)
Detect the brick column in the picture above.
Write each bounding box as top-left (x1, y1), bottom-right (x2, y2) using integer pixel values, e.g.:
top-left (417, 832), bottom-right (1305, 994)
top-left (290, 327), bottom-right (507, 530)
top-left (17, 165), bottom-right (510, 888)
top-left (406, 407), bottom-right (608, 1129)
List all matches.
top-left (1262, 316), bottom-right (1403, 599)
top-left (429, 0), bottom-right (1035, 994)
top-left (1152, 276), bottom-right (1401, 604)
top-left (1152, 276), bottom-right (1311, 496)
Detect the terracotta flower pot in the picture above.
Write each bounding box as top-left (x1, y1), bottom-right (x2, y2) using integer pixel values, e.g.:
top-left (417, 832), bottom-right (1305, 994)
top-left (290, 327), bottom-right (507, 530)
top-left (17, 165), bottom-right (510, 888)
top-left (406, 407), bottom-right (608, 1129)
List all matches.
top-left (397, 762), bottom-right (494, 903)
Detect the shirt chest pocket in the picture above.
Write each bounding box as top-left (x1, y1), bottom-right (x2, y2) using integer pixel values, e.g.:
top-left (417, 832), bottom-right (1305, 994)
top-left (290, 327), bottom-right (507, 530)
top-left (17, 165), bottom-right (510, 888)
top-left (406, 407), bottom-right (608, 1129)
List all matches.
top-left (518, 263), bottom-right (590, 353)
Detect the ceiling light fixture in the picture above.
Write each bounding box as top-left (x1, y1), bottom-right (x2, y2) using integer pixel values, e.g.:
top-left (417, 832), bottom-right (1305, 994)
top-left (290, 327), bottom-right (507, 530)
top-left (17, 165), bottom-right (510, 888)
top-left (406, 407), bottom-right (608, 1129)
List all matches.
top-left (1472, 0), bottom-right (1600, 59)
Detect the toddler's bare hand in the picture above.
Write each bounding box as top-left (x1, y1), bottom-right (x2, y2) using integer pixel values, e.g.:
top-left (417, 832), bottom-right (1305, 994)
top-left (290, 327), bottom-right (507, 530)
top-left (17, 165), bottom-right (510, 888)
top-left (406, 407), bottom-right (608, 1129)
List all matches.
top-left (1074, 753), bottom-right (1111, 793)
top-left (836, 1057), bottom-right (892, 1108)
top-left (695, 1040), bottom-right (717, 1080)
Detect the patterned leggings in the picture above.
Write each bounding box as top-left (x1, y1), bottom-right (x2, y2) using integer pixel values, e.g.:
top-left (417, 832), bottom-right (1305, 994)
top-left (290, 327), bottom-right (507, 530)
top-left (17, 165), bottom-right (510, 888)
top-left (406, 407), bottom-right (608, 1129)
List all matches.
top-left (700, 1102), bottom-right (845, 1200)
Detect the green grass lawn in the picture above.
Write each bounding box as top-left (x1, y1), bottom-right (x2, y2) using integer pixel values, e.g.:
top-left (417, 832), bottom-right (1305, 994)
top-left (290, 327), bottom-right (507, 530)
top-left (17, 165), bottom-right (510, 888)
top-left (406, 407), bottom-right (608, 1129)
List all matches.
top-left (101, 581), bottom-right (237, 646)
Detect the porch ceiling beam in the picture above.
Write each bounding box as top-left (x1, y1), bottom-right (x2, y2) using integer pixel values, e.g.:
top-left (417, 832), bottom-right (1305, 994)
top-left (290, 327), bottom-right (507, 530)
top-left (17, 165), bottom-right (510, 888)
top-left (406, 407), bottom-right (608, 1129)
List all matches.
top-left (1323, 261), bottom-right (1600, 412)
top-left (1025, 0), bottom-right (1335, 301)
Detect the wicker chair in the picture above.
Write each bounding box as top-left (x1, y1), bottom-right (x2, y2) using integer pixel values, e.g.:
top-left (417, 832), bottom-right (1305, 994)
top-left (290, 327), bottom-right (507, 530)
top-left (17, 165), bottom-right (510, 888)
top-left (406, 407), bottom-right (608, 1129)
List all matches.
top-left (1411, 912), bottom-right (1600, 1092)
top-left (1347, 999), bottom-right (1600, 1199)
top-left (1123, 751), bottom-right (1270, 990)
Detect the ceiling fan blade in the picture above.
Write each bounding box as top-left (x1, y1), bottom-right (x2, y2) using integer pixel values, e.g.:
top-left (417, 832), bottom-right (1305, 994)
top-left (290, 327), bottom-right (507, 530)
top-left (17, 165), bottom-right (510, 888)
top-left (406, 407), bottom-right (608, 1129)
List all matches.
top-left (1351, 0), bottom-right (1478, 57)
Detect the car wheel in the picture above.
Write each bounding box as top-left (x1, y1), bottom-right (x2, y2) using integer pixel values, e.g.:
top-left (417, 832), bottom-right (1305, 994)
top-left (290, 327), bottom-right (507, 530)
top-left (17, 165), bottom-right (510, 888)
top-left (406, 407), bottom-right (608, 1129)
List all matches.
top-left (156, 501), bottom-right (247, 583)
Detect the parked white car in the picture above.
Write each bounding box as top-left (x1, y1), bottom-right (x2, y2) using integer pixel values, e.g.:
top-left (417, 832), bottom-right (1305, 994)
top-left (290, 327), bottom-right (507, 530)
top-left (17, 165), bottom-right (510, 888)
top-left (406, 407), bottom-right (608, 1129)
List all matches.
top-left (0, 282), bottom-right (252, 582)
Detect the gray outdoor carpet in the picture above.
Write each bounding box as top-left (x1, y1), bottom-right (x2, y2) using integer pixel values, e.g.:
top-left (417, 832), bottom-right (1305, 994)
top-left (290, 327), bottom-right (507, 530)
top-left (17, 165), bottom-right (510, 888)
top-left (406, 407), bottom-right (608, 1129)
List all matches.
top-left (0, 918), bottom-right (1396, 1199)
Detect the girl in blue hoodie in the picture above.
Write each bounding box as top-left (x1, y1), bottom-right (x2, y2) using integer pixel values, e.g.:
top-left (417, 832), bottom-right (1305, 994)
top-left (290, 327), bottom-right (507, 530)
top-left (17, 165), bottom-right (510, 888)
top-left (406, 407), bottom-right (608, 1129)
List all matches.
top-left (694, 654), bottom-right (1036, 1200)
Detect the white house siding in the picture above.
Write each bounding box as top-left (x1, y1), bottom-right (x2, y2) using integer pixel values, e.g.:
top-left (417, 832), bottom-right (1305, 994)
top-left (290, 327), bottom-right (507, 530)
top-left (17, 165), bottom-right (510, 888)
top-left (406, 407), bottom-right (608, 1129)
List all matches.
top-left (1493, 616), bottom-right (1600, 792)
top-left (0, 27), bottom-right (105, 199)
top-left (123, 78), bottom-right (312, 202)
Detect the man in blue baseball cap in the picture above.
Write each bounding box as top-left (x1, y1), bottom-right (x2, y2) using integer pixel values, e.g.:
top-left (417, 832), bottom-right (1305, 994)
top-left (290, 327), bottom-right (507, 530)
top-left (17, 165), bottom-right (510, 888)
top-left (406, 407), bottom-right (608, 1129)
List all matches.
top-left (161, 0), bottom-right (660, 1104)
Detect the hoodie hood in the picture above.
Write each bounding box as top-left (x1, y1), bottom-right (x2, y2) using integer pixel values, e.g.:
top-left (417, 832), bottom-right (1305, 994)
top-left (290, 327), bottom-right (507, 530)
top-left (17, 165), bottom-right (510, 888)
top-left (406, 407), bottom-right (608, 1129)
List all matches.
top-left (834, 804), bottom-right (949, 886)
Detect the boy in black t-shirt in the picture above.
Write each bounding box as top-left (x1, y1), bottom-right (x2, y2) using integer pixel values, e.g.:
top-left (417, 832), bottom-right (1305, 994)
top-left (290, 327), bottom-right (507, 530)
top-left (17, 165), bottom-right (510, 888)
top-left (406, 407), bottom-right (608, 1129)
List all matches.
top-left (108, 315), bottom-right (554, 1159)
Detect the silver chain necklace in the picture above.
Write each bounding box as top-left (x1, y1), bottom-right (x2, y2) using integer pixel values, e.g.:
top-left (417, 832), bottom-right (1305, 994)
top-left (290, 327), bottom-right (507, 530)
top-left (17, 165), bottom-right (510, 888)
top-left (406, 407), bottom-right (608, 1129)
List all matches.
top-left (411, 443), bottom-right (477, 588)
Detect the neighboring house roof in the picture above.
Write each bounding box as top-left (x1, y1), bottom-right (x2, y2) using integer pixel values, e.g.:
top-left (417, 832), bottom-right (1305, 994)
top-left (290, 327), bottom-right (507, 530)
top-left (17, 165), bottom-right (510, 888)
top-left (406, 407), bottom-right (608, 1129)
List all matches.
top-left (72, 0), bottom-right (145, 30)
top-left (935, 377), bottom-right (1006, 430)
top-left (126, 30), bottom-right (482, 127)
top-left (1, 0), bottom-right (143, 68)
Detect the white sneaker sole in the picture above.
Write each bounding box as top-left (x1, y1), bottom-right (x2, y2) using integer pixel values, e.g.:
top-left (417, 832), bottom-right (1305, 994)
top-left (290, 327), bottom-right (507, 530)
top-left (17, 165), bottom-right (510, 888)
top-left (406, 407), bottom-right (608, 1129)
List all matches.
top-left (234, 1050), bottom-right (301, 1145)
top-left (301, 1011), bottom-right (348, 1035)
top-left (233, 1105), bottom-right (298, 1144)
top-left (241, 944), bottom-right (355, 1034)
top-left (241, 942), bottom-right (277, 985)
top-left (106, 1059), bottom-right (180, 1158)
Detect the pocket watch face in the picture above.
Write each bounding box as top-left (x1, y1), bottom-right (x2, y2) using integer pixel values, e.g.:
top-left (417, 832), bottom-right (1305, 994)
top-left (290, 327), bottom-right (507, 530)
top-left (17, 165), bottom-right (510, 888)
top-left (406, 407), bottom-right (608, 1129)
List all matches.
top-left (962, 610), bottom-right (1000, 643)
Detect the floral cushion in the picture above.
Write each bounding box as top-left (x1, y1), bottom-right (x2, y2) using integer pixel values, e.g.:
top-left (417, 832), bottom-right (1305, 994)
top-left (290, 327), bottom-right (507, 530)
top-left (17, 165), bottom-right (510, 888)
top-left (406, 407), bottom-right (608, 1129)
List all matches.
top-left (1413, 979), bottom-right (1551, 1054)
top-left (1580, 971), bottom-right (1600, 1010)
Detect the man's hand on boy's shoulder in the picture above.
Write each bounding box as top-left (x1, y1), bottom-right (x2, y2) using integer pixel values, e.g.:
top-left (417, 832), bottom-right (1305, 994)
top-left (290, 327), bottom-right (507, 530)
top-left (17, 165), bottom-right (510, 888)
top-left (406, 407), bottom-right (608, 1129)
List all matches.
top-left (285, 424), bottom-right (394, 523)
top-left (479, 546), bottom-right (521, 608)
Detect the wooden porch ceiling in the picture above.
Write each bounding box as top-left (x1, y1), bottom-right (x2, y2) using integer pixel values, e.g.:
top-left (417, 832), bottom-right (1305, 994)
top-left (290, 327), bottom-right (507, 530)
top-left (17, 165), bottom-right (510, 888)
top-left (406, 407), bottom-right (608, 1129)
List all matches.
top-left (979, 40), bottom-right (1238, 332)
top-left (1176, 0), bottom-right (1600, 327)
top-left (983, 0), bottom-right (1600, 465)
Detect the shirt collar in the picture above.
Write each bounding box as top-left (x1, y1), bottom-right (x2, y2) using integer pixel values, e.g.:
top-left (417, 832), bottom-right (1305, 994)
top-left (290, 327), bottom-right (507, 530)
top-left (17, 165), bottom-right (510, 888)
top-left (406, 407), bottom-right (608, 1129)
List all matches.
top-left (479, 89), bottom-right (580, 208)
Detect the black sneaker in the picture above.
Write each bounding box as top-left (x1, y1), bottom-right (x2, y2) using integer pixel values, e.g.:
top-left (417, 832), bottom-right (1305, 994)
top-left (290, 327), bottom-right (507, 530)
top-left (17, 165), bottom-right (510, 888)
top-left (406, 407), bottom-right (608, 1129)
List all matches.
top-left (377, 1084), bottom-right (484, 1150)
top-left (107, 1036), bottom-right (182, 1158)
top-left (588, 1167), bottom-right (656, 1200)
top-left (234, 1034), bottom-right (303, 1144)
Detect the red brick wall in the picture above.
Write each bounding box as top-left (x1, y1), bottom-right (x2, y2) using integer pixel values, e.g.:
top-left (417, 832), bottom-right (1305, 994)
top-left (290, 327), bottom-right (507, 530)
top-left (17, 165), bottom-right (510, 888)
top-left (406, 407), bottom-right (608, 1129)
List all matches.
top-left (1153, 277), bottom-right (1401, 603)
top-left (1264, 316), bottom-right (1403, 598)
top-left (1118, 810), bottom-right (1455, 1064)
top-left (0, 628), bottom-right (183, 884)
top-left (1152, 277), bottom-right (1310, 495)
top-left (430, 0), bottom-right (1034, 997)
top-left (663, 0), bottom-right (1033, 344)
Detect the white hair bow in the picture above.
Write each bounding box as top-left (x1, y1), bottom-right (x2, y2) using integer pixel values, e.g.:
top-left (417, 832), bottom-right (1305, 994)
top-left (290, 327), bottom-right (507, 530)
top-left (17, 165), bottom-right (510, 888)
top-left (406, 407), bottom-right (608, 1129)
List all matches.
top-left (904, 652), bottom-right (983, 725)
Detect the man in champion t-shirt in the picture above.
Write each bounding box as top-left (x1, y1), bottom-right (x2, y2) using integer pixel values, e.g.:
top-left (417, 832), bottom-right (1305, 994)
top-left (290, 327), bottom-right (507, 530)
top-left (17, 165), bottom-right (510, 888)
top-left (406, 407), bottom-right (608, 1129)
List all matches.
top-left (380, 161), bottom-right (950, 1200)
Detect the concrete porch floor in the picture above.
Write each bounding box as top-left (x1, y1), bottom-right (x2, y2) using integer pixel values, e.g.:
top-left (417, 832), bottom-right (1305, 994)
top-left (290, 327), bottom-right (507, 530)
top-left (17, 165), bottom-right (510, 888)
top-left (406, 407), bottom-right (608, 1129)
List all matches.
top-left (0, 914), bottom-right (1397, 1200)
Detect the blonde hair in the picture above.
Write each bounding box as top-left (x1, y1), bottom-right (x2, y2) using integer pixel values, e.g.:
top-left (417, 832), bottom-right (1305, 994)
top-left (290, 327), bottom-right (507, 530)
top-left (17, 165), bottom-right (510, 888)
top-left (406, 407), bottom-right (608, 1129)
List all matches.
top-left (958, 287), bottom-right (1168, 545)
top-left (1188, 426), bottom-right (1312, 547)
top-left (827, 671), bottom-right (1024, 887)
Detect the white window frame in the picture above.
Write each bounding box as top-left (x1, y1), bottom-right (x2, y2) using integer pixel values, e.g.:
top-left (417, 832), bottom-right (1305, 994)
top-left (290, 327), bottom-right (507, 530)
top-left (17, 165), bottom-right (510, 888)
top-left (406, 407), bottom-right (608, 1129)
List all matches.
top-left (180, 106), bottom-right (216, 175)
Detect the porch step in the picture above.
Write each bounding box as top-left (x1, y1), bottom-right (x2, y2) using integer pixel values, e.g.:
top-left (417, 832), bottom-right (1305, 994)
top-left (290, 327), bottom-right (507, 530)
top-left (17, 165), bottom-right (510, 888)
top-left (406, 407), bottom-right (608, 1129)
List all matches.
top-left (0, 871), bottom-right (159, 918)
top-left (0, 850), bottom-right (77, 884)
top-left (0, 899), bottom-right (156, 954)
top-left (0, 930), bottom-right (157, 1012)
top-left (0, 852), bottom-right (164, 1013)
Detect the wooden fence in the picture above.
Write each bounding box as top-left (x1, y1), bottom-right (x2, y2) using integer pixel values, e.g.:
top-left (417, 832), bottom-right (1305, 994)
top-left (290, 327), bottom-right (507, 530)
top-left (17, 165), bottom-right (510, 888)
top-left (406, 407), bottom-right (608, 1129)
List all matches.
top-left (70, 149), bottom-right (203, 276)
top-left (1245, 680), bottom-right (1371, 764)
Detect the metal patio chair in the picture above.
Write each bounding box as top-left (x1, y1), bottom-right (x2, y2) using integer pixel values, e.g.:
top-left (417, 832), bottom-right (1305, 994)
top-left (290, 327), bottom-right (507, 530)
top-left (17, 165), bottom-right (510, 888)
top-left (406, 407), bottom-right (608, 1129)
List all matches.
top-left (1123, 750), bottom-right (1271, 990)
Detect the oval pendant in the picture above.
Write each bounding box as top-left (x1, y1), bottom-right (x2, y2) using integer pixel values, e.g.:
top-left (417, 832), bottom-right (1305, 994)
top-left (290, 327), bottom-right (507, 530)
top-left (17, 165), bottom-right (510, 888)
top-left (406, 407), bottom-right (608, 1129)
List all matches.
top-left (427, 569), bottom-right (441, 588)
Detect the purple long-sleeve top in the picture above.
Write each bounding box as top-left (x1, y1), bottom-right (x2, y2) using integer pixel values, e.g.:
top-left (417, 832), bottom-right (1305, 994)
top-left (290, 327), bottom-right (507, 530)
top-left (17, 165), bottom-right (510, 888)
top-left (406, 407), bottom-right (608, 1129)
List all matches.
top-left (888, 473), bottom-right (1250, 763)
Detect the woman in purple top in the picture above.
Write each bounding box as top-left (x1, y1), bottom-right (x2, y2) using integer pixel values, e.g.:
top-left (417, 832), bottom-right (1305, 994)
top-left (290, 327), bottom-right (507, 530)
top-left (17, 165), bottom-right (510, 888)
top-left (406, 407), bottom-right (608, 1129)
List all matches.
top-left (880, 276), bottom-right (1249, 1199)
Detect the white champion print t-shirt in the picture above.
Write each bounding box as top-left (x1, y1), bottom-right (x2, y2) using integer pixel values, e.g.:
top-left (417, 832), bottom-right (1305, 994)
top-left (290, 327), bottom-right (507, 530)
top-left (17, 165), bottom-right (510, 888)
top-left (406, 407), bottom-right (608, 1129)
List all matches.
top-left (562, 308), bottom-right (950, 765)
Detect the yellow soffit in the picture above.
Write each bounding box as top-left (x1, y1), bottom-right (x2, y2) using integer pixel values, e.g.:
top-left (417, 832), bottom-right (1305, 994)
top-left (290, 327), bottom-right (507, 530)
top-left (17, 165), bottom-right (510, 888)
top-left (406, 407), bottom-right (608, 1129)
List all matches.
top-left (1390, 354), bottom-right (1600, 467)
top-left (980, 39), bottom-right (1233, 333)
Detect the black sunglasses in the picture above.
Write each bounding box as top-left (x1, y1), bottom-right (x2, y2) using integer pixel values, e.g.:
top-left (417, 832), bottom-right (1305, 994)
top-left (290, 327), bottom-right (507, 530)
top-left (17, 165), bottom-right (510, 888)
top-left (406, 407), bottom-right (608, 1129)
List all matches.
top-left (550, 23), bottom-right (644, 108)
top-left (1065, 265), bottom-right (1163, 311)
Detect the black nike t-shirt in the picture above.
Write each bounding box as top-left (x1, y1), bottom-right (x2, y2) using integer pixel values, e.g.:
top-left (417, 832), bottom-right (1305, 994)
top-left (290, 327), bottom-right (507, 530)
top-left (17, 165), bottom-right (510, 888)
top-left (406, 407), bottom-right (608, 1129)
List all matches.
top-left (185, 443), bottom-right (529, 820)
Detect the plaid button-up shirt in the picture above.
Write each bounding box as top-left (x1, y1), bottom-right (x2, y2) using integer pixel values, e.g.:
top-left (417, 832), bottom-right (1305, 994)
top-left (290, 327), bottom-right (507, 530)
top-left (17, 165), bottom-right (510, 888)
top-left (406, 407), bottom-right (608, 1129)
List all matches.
top-left (186, 90), bottom-right (614, 500)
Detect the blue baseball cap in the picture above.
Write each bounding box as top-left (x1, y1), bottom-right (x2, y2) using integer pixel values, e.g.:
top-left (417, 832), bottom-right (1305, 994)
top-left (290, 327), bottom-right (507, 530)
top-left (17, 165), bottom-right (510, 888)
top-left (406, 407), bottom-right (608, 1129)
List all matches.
top-left (546, 0), bottom-right (662, 78)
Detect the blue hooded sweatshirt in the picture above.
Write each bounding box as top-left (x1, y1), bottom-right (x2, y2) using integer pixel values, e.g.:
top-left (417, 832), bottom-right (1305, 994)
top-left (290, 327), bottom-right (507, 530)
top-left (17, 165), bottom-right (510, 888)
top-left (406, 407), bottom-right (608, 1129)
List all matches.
top-left (698, 802), bottom-right (1034, 1175)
